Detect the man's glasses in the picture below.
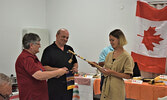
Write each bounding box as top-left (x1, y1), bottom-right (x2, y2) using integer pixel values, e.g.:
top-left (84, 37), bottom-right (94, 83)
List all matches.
top-left (0, 93), bottom-right (13, 100)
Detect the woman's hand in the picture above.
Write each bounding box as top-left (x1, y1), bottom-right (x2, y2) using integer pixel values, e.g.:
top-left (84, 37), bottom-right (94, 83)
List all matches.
top-left (88, 61), bottom-right (98, 67)
top-left (99, 67), bottom-right (112, 76)
top-left (103, 68), bottom-right (111, 75)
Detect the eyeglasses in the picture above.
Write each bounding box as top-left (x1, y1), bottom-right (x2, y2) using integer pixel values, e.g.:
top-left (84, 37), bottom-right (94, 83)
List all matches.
top-left (34, 43), bottom-right (41, 45)
top-left (0, 93), bottom-right (13, 100)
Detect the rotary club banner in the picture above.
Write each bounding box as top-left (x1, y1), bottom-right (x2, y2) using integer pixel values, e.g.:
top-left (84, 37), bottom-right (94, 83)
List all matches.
top-left (131, 0), bottom-right (167, 73)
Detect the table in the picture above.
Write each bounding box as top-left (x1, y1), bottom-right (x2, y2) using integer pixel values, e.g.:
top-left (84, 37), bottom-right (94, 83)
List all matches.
top-left (125, 81), bottom-right (167, 100)
top-left (93, 79), bottom-right (167, 100)
top-left (93, 78), bottom-right (101, 95)
top-left (12, 78), bottom-right (167, 100)
top-left (74, 76), bottom-right (95, 100)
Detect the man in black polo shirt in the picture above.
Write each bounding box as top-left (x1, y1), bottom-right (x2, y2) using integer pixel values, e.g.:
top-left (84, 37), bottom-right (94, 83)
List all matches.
top-left (41, 28), bottom-right (78, 100)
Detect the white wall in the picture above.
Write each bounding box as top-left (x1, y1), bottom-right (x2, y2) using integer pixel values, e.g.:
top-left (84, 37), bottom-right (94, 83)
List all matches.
top-left (0, 0), bottom-right (137, 76)
top-left (0, 0), bottom-right (46, 76)
top-left (46, 0), bottom-right (137, 73)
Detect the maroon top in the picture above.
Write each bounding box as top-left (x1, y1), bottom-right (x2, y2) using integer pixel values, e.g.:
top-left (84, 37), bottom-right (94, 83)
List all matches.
top-left (15, 49), bottom-right (49, 100)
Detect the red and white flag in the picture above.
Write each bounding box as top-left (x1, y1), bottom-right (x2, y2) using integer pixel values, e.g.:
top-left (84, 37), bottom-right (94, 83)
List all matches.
top-left (131, 0), bottom-right (167, 74)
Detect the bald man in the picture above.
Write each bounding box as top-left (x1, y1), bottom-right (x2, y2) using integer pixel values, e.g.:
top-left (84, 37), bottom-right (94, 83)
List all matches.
top-left (41, 28), bottom-right (78, 100)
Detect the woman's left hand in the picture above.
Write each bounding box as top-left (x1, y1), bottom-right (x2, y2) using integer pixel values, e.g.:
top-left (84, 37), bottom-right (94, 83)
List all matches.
top-left (101, 67), bottom-right (112, 76)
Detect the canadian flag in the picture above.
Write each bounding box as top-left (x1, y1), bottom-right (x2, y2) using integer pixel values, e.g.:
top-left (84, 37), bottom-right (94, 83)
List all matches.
top-left (131, 0), bottom-right (167, 74)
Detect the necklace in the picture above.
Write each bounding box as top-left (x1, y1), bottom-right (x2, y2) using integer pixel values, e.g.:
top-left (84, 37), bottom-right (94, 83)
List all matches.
top-left (113, 49), bottom-right (124, 59)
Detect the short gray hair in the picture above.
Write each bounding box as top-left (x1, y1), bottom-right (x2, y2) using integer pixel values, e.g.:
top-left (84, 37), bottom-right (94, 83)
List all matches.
top-left (22, 33), bottom-right (41, 49)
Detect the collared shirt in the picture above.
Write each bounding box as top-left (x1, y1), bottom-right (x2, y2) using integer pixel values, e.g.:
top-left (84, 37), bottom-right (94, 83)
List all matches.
top-left (98, 45), bottom-right (114, 62)
top-left (41, 42), bottom-right (77, 70)
top-left (15, 49), bottom-right (48, 100)
top-left (41, 42), bottom-right (77, 98)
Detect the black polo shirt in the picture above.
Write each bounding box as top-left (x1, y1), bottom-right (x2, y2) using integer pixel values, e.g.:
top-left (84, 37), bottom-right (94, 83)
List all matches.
top-left (41, 42), bottom-right (77, 70)
top-left (41, 42), bottom-right (77, 96)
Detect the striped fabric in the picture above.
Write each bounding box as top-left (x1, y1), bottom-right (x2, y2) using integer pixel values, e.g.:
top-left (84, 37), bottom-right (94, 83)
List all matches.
top-left (66, 71), bottom-right (75, 90)
top-left (73, 83), bottom-right (80, 100)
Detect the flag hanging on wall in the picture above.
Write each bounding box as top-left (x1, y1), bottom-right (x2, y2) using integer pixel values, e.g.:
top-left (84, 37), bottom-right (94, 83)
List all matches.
top-left (131, 0), bottom-right (167, 74)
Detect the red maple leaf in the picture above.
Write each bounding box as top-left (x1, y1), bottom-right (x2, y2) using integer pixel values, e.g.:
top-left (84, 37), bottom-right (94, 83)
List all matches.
top-left (137, 26), bottom-right (164, 51)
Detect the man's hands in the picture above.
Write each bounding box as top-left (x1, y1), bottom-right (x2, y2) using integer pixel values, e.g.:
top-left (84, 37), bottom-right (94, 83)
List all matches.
top-left (71, 63), bottom-right (78, 73)
top-left (56, 67), bottom-right (69, 78)
top-left (71, 66), bottom-right (78, 73)
top-left (56, 63), bottom-right (78, 78)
